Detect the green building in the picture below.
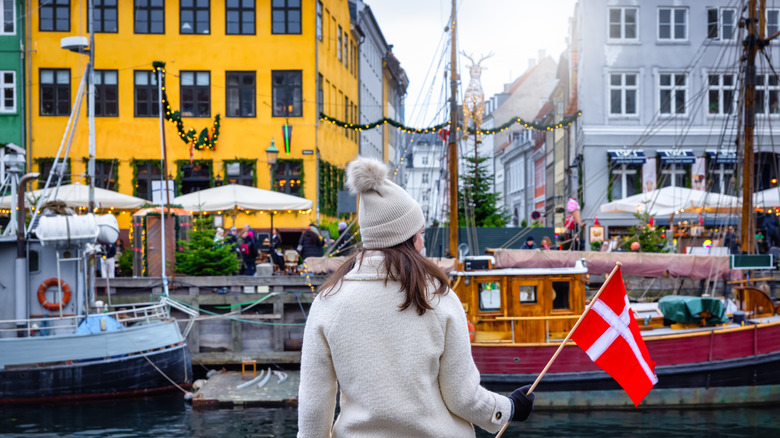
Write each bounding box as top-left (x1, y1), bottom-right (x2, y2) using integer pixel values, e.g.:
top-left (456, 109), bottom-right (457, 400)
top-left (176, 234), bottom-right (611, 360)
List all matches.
top-left (1, 0), bottom-right (24, 153)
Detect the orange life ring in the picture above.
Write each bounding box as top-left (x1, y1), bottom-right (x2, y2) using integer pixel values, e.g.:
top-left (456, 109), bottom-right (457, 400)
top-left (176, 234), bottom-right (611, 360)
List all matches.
top-left (467, 320), bottom-right (476, 342)
top-left (37, 278), bottom-right (72, 311)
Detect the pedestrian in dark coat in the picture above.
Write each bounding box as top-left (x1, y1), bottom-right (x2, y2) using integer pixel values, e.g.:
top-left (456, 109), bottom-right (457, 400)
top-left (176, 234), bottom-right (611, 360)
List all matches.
top-left (298, 224), bottom-right (324, 259)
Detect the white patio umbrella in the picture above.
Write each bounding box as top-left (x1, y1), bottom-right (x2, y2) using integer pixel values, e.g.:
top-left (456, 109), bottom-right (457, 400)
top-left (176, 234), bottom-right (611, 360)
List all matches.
top-left (173, 184), bottom-right (313, 213)
top-left (753, 187), bottom-right (780, 208)
top-left (600, 186), bottom-right (741, 216)
top-left (0, 182), bottom-right (149, 210)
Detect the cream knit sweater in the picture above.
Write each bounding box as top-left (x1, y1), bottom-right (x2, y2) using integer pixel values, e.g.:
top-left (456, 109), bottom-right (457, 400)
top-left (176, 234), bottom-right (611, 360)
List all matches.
top-left (298, 253), bottom-right (512, 437)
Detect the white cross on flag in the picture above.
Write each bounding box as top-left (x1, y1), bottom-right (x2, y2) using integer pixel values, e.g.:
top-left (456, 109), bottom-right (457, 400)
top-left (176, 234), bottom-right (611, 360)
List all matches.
top-left (571, 267), bottom-right (658, 406)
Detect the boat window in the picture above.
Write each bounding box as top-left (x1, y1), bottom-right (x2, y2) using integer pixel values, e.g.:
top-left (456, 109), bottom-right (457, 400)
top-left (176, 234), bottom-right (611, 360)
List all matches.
top-left (552, 281), bottom-right (570, 310)
top-left (478, 282), bottom-right (501, 311)
top-left (29, 250), bottom-right (40, 273)
top-left (518, 285), bottom-right (537, 304)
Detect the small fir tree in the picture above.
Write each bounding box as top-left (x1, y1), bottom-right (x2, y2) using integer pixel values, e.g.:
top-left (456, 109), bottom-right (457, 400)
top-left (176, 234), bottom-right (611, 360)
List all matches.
top-left (458, 155), bottom-right (511, 227)
top-left (625, 211), bottom-right (670, 253)
top-left (175, 216), bottom-right (240, 276)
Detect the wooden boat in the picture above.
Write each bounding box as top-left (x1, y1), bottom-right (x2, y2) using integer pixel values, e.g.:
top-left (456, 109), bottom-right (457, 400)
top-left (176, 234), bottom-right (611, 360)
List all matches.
top-left (451, 255), bottom-right (780, 408)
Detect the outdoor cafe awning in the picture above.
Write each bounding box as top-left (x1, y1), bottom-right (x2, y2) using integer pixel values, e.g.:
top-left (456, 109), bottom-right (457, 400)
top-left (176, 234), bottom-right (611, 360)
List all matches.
top-left (608, 149), bottom-right (647, 165)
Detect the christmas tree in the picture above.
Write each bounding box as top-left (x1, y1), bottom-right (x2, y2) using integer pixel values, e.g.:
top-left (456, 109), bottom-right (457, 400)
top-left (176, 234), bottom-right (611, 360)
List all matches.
top-left (175, 216), bottom-right (240, 276)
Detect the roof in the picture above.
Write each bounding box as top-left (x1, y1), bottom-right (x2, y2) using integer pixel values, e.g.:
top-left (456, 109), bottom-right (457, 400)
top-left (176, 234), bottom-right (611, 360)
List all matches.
top-left (534, 100), bottom-right (554, 121)
top-left (564, 89), bottom-right (578, 116)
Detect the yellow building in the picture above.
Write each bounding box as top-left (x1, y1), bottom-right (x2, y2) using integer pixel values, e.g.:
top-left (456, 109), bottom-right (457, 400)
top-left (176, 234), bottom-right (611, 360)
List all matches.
top-left (27, 0), bottom-right (359, 234)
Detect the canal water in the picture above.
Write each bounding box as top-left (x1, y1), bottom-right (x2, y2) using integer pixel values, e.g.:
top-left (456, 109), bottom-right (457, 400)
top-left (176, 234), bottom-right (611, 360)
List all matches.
top-left (1, 394), bottom-right (779, 437)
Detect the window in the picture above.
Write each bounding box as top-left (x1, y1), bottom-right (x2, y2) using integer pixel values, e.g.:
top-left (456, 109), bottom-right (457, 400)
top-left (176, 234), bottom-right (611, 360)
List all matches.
top-left (40, 0), bottom-right (70, 32)
top-left (422, 156), bottom-right (429, 165)
top-left (317, 73), bottom-right (323, 115)
top-left (707, 8), bottom-right (736, 40)
top-left (134, 70), bottom-right (160, 117)
top-left (422, 192), bottom-right (429, 202)
top-left (40, 69), bottom-right (70, 116)
top-left (611, 165), bottom-right (639, 199)
top-left (337, 25), bottom-right (342, 61)
top-left (271, 0), bottom-right (301, 34)
top-left (608, 7), bottom-right (637, 41)
top-left (180, 0), bottom-right (209, 34)
top-left (134, 0), bottom-right (164, 34)
top-left (344, 95), bottom-right (349, 138)
top-left (768, 9), bottom-right (780, 37)
top-left (180, 71), bottom-right (210, 117)
top-left (180, 161), bottom-right (212, 194)
top-left (226, 0), bottom-right (255, 35)
top-left (478, 282), bottom-right (501, 311)
top-left (316, 1), bottom-right (322, 40)
top-left (225, 160), bottom-right (254, 186)
top-left (658, 73), bottom-right (687, 115)
top-left (552, 282), bottom-right (570, 310)
top-left (274, 160), bottom-right (302, 196)
top-left (658, 7), bottom-right (687, 41)
top-left (660, 163), bottom-right (686, 188)
top-left (38, 159), bottom-right (71, 188)
top-left (710, 163), bottom-right (735, 194)
top-left (272, 70), bottom-right (302, 117)
top-left (708, 73), bottom-right (735, 115)
top-left (93, 70), bottom-right (118, 117)
top-left (518, 285), bottom-right (537, 304)
top-left (1, 71), bottom-right (15, 113)
top-left (343, 34), bottom-right (348, 68)
top-left (2, 0), bottom-right (16, 34)
top-left (756, 74), bottom-right (780, 115)
top-left (226, 71), bottom-right (256, 117)
top-left (90, 0), bottom-right (118, 33)
top-left (135, 161), bottom-right (161, 199)
top-left (609, 73), bottom-right (638, 115)
top-left (94, 159), bottom-right (118, 190)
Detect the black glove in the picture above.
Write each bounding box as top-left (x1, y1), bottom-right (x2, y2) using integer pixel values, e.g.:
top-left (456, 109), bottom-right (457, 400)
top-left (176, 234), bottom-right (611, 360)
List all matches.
top-left (508, 384), bottom-right (535, 422)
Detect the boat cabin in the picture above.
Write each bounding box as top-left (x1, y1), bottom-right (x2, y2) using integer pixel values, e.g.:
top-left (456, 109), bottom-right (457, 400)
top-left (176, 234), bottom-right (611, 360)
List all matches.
top-left (451, 257), bottom-right (588, 344)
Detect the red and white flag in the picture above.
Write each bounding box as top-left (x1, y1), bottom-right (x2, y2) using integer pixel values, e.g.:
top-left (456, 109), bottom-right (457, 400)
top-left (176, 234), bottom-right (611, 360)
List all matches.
top-left (571, 268), bottom-right (658, 406)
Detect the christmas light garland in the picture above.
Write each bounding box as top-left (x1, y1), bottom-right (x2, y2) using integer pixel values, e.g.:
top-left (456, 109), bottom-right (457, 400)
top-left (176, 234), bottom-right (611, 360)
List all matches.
top-left (319, 111), bottom-right (582, 135)
top-left (152, 61), bottom-right (221, 151)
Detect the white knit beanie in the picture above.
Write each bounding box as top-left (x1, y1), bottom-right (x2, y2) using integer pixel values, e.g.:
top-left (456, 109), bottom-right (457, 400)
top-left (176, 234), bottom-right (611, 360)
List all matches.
top-left (346, 157), bottom-right (425, 249)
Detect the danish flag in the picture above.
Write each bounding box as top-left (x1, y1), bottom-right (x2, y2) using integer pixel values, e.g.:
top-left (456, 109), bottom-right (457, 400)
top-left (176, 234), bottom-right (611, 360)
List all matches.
top-left (571, 268), bottom-right (658, 406)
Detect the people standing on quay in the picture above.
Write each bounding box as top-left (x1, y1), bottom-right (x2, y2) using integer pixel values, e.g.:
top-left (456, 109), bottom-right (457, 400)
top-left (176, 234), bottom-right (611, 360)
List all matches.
top-left (298, 157), bottom-right (534, 437)
top-left (101, 240), bottom-right (117, 278)
top-left (521, 235), bottom-right (538, 250)
top-left (242, 231), bottom-right (258, 276)
top-left (298, 223), bottom-right (324, 259)
top-left (213, 227), bottom-right (225, 244)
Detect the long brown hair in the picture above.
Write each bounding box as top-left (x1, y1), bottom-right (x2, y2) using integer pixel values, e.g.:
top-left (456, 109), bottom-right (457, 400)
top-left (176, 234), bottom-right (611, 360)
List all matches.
top-left (319, 235), bottom-right (450, 315)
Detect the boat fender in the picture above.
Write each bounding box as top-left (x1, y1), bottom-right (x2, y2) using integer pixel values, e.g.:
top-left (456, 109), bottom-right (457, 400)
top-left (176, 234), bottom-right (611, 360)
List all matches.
top-left (236, 370), bottom-right (265, 390)
top-left (206, 369), bottom-right (219, 379)
top-left (272, 370), bottom-right (289, 384)
top-left (37, 278), bottom-right (72, 311)
top-left (467, 319), bottom-right (476, 342)
top-left (192, 379), bottom-right (207, 390)
top-left (257, 368), bottom-right (273, 388)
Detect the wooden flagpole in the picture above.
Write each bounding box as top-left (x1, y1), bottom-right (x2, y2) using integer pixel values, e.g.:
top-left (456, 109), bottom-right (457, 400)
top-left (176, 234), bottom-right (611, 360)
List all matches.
top-left (495, 262), bottom-right (623, 438)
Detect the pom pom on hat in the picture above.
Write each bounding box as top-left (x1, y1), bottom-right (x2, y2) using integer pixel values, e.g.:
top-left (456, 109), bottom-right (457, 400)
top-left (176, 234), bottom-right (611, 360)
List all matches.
top-left (345, 157), bottom-right (425, 249)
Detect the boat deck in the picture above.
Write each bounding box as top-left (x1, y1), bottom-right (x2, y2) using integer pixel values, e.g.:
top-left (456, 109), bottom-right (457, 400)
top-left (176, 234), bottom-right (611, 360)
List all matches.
top-left (191, 370), bottom-right (299, 409)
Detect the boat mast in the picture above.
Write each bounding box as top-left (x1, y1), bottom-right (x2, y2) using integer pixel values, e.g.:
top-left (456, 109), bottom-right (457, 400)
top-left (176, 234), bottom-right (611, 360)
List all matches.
top-left (87, 0), bottom-right (95, 212)
top-left (448, 0), bottom-right (459, 257)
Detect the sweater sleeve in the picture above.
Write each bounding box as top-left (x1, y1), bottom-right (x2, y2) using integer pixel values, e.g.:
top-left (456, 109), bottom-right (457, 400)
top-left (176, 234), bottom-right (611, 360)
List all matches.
top-left (297, 297), bottom-right (338, 438)
top-left (437, 292), bottom-right (513, 434)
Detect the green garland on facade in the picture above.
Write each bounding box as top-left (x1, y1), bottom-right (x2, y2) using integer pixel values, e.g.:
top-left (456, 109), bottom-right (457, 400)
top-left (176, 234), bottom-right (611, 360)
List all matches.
top-left (130, 159), bottom-right (161, 198)
top-left (319, 111), bottom-right (581, 135)
top-left (223, 158), bottom-right (258, 188)
top-left (318, 159), bottom-right (345, 218)
top-left (82, 157), bottom-right (119, 192)
top-left (35, 157), bottom-right (71, 187)
top-left (152, 61), bottom-right (221, 151)
top-left (175, 159), bottom-right (213, 195)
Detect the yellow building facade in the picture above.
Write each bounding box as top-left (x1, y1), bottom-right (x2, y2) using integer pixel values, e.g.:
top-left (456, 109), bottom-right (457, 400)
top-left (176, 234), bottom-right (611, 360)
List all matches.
top-left (28, 0), bottom-right (359, 232)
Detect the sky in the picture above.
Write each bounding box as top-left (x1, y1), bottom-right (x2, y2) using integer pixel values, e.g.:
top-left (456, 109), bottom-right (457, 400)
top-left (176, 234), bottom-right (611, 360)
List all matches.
top-left (369, 0), bottom-right (578, 126)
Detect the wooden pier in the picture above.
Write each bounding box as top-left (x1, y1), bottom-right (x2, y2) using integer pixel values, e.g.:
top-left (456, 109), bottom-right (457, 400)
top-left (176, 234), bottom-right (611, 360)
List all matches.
top-left (191, 370), bottom-right (300, 408)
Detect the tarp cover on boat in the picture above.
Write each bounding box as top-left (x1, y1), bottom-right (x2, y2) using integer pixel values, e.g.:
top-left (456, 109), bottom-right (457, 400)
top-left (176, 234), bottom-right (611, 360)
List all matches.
top-left (492, 249), bottom-right (738, 280)
top-left (658, 295), bottom-right (729, 325)
top-left (75, 315), bottom-right (124, 334)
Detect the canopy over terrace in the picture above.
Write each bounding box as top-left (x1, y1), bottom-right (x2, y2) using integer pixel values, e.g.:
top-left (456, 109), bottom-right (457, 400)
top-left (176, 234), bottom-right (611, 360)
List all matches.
top-left (173, 184), bottom-right (313, 229)
top-left (0, 182), bottom-right (149, 211)
top-left (599, 186), bottom-right (741, 216)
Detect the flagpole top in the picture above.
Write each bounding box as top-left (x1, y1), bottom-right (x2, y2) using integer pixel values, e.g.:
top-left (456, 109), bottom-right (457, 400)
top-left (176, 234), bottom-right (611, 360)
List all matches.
top-left (616, 262), bottom-right (623, 267)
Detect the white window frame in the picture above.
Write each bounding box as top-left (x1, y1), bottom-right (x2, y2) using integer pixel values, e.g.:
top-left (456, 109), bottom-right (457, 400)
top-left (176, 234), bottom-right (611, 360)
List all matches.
top-left (660, 162), bottom-right (687, 188)
top-left (1, 70), bottom-right (16, 113)
top-left (608, 72), bottom-right (639, 117)
top-left (707, 7), bottom-right (737, 41)
top-left (767, 9), bottom-right (780, 37)
top-left (611, 164), bottom-right (639, 200)
top-left (756, 73), bottom-right (780, 116)
top-left (705, 72), bottom-right (736, 116)
top-left (657, 72), bottom-right (688, 116)
top-left (607, 7), bottom-right (639, 42)
top-left (711, 163), bottom-right (734, 194)
top-left (657, 7), bottom-right (688, 41)
top-left (1, 0), bottom-right (15, 35)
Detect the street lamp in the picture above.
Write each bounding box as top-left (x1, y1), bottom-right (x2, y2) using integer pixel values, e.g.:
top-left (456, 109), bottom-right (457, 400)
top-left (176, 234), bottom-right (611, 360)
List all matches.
top-left (265, 137), bottom-right (280, 239)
